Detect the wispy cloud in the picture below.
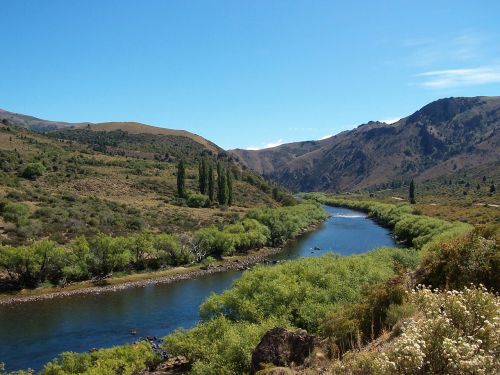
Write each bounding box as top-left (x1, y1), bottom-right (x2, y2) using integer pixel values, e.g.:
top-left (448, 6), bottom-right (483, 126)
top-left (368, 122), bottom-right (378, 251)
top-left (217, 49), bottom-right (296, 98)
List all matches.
top-left (406, 31), bottom-right (488, 68)
top-left (418, 65), bottom-right (500, 88)
top-left (246, 139), bottom-right (286, 150)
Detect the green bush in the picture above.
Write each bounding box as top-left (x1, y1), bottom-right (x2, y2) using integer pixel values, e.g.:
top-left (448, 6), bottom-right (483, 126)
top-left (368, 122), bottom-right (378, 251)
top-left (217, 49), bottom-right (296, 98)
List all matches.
top-left (40, 341), bottom-right (155, 375)
top-left (187, 193), bottom-right (209, 208)
top-left (0, 201), bottom-right (30, 227)
top-left (20, 162), bottom-right (46, 179)
top-left (164, 316), bottom-right (284, 375)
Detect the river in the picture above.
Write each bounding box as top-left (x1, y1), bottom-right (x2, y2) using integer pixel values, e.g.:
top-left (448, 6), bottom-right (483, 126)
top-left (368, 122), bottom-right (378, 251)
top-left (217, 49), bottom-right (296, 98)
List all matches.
top-left (0, 205), bottom-right (398, 371)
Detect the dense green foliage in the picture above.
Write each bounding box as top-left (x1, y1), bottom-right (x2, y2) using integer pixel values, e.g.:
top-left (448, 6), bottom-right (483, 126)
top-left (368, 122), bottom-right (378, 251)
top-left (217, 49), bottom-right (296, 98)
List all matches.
top-left (191, 202), bottom-right (327, 258)
top-left (165, 316), bottom-right (281, 375)
top-left (199, 249), bottom-right (416, 332)
top-left (29, 195), bottom-right (497, 374)
top-left (302, 193), bottom-right (473, 250)
top-left (40, 341), bottom-right (155, 375)
top-left (0, 233), bottom-right (192, 288)
top-left (0, 203), bottom-right (326, 289)
top-left (246, 202), bottom-right (329, 246)
top-left (164, 248), bottom-right (415, 374)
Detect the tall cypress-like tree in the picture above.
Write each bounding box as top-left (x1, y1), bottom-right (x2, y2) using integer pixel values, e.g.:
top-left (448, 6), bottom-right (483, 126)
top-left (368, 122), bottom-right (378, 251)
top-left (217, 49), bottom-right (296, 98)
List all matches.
top-left (198, 160), bottom-right (205, 194)
top-left (177, 160), bottom-right (186, 198)
top-left (208, 165), bottom-right (215, 203)
top-left (227, 169), bottom-right (233, 206)
top-left (198, 159), bottom-right (209, 194)
top-left (409, 179), bottom-right (416, 204)
top-left (217, 161), bottom-right (228, 205)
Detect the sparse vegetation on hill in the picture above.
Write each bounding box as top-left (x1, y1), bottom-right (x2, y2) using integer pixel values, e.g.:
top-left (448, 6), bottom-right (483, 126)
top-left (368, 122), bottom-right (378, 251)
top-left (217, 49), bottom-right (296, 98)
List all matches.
top-left (0, 121), bottom-right (291, 247)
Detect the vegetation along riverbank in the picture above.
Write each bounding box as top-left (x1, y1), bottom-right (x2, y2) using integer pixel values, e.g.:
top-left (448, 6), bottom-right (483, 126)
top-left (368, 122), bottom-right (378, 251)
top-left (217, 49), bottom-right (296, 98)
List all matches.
top-left (5, 194), bottom-right (496, 374)
top-left (0, 202), bottom-right (328, 305)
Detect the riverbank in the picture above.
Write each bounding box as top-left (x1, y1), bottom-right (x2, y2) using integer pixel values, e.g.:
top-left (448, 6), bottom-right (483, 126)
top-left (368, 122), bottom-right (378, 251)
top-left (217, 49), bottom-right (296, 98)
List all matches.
top-left (0, 223), bottom-right (321, 306)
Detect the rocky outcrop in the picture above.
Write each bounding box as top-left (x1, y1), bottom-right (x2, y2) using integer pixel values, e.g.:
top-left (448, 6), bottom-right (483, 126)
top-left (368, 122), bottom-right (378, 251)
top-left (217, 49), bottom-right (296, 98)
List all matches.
top-left (251, 328), bottom-right (318, 374)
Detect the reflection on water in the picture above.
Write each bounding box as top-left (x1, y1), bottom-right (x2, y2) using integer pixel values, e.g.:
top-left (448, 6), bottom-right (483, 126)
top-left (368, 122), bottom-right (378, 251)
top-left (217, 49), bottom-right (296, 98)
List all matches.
top-left (0, 206), bottom-right (397, 371)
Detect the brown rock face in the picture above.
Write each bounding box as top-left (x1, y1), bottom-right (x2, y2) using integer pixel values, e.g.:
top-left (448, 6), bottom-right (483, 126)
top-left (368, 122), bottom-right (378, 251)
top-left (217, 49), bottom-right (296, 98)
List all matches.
top-left (251, 327), bottom-right (317, 374)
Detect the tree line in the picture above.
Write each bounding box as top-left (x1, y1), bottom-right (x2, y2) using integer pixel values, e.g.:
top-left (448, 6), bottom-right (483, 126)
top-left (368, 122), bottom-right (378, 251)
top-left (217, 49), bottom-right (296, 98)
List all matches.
top-left (0, 202), bottom-right (327, 290)
top-left (176, 158), bottom-right (233, 206)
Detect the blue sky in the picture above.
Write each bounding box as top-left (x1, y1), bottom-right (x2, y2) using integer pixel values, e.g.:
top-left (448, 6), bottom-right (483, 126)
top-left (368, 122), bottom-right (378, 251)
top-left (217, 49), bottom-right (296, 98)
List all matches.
top-left (1, 1), bottom-right (499, 149)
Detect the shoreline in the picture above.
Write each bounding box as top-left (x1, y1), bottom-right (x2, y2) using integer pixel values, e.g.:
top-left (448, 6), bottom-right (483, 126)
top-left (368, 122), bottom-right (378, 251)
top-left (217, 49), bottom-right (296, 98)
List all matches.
top-left (0, 222), bottom-right (321, 306)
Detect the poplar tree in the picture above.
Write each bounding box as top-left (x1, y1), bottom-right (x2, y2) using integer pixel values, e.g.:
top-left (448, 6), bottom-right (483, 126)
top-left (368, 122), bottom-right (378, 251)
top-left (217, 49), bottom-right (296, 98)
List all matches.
top-left (227, 169), bottom-right (233, 206)
top-left (198, 159), bottom-right (208, 194)
top-left (177, 160), bottom-right (186, 198)
top-left (208, 165), bottom-right (215, 203)
top-left (409, 179), bottom-right (416, 204)
top-left (217, 161), bottom-right (228, 205)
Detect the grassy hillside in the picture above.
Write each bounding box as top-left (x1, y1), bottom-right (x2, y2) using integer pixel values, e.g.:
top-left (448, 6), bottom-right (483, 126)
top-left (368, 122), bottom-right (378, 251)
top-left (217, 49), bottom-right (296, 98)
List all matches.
top-left (0, 121), bottom-right (284, 246)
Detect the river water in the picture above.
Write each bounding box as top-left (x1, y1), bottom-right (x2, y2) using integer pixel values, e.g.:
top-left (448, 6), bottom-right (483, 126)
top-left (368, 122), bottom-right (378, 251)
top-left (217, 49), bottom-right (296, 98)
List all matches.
top-left (0, 205), bottom-right (398, 371)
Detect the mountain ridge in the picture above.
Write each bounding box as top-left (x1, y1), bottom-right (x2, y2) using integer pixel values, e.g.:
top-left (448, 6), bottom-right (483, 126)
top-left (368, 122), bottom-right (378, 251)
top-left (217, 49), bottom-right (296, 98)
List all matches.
top-left (0, 109), bottom-right (219, 153)
top-left (231, 96), bottom-right (500, 192)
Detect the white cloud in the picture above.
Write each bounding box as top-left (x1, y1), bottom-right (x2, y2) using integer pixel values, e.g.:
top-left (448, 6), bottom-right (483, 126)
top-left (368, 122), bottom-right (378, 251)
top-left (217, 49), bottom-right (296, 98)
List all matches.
top-left (380, 117), bottom-right (401, 124)
top-left (245, 139), bottom-right (286, 150)
top-left (320, 134), bottom-right (333, 140)
top-left (418, 65), bottom-right (500, 88)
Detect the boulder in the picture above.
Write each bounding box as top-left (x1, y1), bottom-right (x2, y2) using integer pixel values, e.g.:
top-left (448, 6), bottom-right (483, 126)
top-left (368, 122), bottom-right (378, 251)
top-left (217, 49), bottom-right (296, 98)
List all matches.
top-left (251, 327), bottom-right (317, 374)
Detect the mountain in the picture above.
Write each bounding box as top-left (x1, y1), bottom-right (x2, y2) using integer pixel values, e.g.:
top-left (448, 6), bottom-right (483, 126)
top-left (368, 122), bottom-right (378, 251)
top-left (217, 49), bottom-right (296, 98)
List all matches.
top-left (0, 109), bottom-right (219, 153)
top-left (231, 96), bottom-right (500, 192)
top-left (0, 108), bottom-right (84, 132)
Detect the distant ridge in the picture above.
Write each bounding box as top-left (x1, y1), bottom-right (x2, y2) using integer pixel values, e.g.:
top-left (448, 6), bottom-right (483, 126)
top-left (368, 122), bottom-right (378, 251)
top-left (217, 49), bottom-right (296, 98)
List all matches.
top-left (231, 96), bottom-right (500, 192)
top-left (0, 109), bottom-right (219, 153)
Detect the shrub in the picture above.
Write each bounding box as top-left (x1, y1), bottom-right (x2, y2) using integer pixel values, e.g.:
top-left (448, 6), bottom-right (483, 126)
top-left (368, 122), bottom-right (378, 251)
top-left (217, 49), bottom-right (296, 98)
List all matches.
top-left (40, 341), bottom-right (155, 375)
top-left (152, 234), bottom-right (194, 267)
top-left (164, 316), bottom-right (282, 375)
top-left (187, 193), bottom-right (209, 208)
top-left (381, 286), bottom-right (500, 374)
top-left (20, 162), bottom-right (46, 179)
top-left (0, 202), bottom-right (30, 227)
top-left (194, 227), bottom-right (236, 257)
top-left (419, 231), bottom-right (499, 291)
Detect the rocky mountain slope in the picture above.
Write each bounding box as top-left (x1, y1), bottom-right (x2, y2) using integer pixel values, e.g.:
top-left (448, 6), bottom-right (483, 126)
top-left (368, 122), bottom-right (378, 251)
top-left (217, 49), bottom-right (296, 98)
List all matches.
top-left (231, 96), bottom-right (500, 192)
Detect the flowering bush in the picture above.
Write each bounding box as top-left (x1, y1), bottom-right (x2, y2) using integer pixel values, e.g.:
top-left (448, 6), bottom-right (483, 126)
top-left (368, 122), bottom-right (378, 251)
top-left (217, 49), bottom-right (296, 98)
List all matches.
top-left (333, 285), bottom-right (499, 374)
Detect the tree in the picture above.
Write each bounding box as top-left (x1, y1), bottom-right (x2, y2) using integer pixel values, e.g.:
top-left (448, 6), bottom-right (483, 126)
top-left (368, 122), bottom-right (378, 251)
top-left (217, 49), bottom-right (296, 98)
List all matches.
top-left (217, 162), bottom-right (228, 205)
top-left (227, 169), bottom-right (233, 206)
top-left (198, 160), bottom-right (204, 194)
top-left (199, 159), bottom-right (209, 194)
top-left (177, 160), bottom-right (186, 198)
top-left (409, 179), bottom-right (416, 204)
top-left (208, 165), bottom-right (215, 203)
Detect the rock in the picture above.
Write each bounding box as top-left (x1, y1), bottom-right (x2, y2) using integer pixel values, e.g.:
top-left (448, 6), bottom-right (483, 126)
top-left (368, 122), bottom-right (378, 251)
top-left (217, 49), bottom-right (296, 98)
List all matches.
top-left (251, 327), bottom-right (317, 374)
top-left (139, 355), bottom-right (190, 374)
